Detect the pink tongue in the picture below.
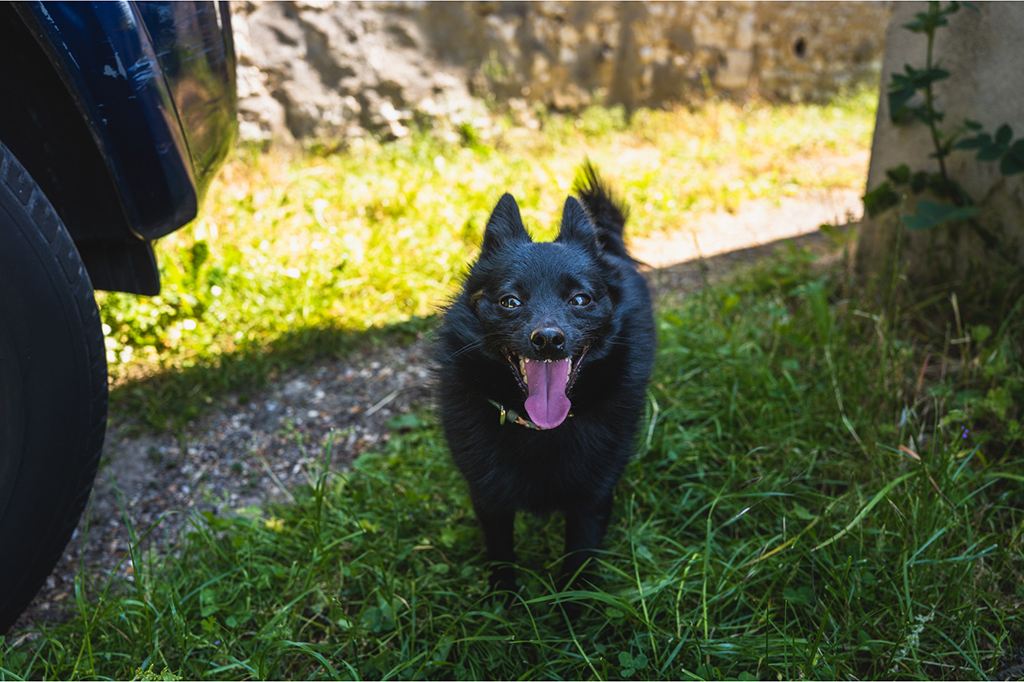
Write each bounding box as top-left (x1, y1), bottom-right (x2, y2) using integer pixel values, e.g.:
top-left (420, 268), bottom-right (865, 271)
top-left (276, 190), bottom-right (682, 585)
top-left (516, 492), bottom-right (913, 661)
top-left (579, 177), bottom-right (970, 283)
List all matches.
top-left (523, 359), bottom-right (572, 429)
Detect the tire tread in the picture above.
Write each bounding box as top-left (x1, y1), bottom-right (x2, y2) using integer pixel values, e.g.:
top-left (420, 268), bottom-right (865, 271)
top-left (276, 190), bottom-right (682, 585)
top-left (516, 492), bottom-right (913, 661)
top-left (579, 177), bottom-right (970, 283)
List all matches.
top-left (0, 141), bottom-right (108, 632)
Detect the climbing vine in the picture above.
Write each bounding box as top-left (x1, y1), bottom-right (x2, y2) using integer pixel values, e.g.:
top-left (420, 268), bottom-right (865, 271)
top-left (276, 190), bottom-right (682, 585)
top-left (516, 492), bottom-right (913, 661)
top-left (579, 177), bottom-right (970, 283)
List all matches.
top-left (863, 1), bottom-right (1024, 238)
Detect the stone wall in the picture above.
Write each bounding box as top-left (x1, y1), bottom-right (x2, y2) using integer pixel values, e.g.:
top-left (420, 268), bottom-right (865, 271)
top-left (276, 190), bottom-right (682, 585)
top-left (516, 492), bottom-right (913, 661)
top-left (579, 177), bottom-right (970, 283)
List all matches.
top-left (231, 1), bottom-right (891, 143)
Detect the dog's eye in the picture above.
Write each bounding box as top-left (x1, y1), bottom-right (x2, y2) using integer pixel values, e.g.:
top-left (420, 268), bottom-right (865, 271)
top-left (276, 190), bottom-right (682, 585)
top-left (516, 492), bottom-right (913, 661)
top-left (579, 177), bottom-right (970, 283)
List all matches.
top-left (569, 294), bottom-right (592, 307)
top-left (499, 295), bottom-right (522, 309)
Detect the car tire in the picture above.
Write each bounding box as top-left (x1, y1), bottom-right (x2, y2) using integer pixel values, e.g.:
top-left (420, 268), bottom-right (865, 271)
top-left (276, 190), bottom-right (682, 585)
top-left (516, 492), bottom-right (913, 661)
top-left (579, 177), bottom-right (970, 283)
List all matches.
top-left (0, 140), bottom-right (108, 633)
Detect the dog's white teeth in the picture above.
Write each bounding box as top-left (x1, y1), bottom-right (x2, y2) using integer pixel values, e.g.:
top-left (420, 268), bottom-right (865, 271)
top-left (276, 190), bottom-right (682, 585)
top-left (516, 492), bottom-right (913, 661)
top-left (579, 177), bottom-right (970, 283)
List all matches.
top-left (519, 357), bottom-right (528, 383)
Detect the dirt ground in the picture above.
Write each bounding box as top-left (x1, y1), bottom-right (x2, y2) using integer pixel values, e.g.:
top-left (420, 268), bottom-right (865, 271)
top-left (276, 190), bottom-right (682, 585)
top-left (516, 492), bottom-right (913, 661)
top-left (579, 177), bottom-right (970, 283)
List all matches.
top-left (12, 171), bottom-right (865, 633)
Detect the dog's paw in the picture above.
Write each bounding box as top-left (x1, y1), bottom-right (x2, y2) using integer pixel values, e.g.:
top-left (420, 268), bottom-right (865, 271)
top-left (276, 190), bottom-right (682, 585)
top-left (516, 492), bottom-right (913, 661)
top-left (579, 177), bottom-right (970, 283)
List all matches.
top-left (489, 564), bottom-right (518, 594)
top-left (554, 567), bottom-right (599, 625)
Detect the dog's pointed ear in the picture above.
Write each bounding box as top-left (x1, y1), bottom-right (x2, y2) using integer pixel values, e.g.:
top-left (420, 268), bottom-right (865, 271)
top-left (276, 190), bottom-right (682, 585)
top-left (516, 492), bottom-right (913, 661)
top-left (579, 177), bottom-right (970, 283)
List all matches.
top-left (556, 196), bottom-right (598, 251)
top-left (482, 193), bottom-right (531, 253)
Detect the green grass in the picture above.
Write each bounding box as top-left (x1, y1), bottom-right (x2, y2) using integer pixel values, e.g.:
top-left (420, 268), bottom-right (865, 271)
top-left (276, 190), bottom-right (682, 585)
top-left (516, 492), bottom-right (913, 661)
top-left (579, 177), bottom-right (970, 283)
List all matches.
top-left (96, 88), bottom-right (876, 431)
top-left (3, 237), bottom-right (1022, 680)
top-left (6, 90), bottom-right (1021, 678)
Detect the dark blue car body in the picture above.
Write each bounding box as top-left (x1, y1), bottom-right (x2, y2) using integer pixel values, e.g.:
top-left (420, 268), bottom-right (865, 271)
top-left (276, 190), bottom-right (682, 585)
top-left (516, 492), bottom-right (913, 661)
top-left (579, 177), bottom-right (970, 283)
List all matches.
top-left (1, 1), bottom-right (237, 294)
top-left (0, 0), bottom-right (237, 633)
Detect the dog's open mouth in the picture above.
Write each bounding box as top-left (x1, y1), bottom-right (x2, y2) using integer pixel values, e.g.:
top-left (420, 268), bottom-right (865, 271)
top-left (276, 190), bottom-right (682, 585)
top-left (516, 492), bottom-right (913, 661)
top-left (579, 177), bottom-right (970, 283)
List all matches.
top-left (502, 344), bottom-right (589, 429)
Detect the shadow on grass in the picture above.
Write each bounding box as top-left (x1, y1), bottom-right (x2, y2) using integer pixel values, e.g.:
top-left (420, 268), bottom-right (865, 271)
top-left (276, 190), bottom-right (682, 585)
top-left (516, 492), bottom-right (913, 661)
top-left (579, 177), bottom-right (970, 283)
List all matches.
top-left (109, 314), bottom-right (438, 434)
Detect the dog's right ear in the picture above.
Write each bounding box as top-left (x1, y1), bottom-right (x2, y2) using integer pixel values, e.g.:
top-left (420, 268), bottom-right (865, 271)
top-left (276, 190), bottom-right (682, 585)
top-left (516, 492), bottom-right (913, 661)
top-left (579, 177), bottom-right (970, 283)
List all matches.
top-left (481, 193), bottom-right (531, 253)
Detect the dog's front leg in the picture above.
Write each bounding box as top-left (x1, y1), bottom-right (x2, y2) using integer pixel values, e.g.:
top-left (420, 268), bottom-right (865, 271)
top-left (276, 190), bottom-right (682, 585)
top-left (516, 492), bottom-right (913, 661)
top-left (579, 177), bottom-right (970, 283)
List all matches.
top-left (474, 504), bottom-right (517, 592)
top-left (560, 491), bottom-right (614, 588)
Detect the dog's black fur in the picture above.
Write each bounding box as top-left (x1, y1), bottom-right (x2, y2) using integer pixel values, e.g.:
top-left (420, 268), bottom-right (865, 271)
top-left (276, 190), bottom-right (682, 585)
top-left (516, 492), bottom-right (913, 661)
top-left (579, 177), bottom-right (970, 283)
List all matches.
top-left (435, 164), bottom-right (655, 595)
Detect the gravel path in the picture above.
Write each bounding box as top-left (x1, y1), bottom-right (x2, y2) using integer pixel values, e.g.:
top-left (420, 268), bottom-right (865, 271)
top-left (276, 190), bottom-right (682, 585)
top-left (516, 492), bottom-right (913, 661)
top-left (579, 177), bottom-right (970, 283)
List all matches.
top-left (13, 185), bottom-right (861, 631)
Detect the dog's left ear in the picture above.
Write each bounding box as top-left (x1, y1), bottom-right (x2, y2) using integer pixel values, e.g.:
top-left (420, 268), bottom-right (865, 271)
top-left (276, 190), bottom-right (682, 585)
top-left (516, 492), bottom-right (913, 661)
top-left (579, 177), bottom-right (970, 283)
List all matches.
top-left (556, 196), bottom-right (599, 252)
top-left (482, 193), bottom-right (531, 254)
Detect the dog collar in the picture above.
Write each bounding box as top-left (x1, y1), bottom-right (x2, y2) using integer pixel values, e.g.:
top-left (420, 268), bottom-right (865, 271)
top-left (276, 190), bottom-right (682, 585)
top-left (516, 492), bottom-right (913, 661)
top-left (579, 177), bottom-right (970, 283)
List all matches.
top-left (487, 399), bottom-right (544, 430)
top-left (487, 399), bottom-right (574, 430)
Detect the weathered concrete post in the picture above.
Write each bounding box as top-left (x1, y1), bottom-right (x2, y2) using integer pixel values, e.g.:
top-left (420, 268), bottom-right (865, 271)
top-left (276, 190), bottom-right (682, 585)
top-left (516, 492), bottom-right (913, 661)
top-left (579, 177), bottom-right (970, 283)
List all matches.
top-left (856, 2), bottom-right (1024, 290)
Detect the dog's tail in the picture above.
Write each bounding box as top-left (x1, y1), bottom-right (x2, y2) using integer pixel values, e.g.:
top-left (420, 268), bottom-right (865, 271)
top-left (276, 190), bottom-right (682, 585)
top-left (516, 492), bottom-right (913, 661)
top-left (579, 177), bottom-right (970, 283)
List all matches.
top-left (572, 161), bottom-right (635, 263)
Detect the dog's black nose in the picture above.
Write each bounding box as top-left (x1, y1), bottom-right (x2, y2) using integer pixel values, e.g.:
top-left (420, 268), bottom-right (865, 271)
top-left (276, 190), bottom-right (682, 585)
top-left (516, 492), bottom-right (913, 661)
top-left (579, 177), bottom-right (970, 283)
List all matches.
top-left (530, 327), bottom-right (565, 354)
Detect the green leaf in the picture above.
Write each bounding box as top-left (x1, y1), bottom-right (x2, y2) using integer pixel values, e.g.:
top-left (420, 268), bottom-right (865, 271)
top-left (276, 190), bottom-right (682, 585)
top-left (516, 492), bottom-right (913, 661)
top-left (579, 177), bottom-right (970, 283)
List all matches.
top-left (783, 586), bottom-right (815, 605)
top-left (886, 164), bottom-right (911, 184)
top-left (954, 133), bottom-right (989, 150)
top-left (902, 6), bottom-right (951, 34)
top-left (902, 18), bottom-right (929, 33)
top-left (387, 413), bottom-right (425, 431)
top-left (891, 64), bottom-right (950, 91)
top-left (909, 170), bottom-right (934, 193)
top-left (940, 409), bottom-right (968, 427)
top-left (984, 387), bottom-right (1013, 419)
top-left (190, 240), bottom-right (210, 283)
top-left (818, 222), bottom-right (846, 244)
top-left (200, 588), bottom-right (219, 617)
top-left (721, 292), bottom-right (741, 315)
top-left (999, 152), bottom-right (1024, 176)
top-left (887, 65), bottom-right (935, 122)
top-left (917, 67), bottom-right (951, 86)
top-left (862, 182), bottom-right (899, 217)
top-left (995, 124), bottom-right (1013, 146)
top-left (912, 106), bottom-right (936, 126)
top-left (968, 324), bottom-right (992, 344)
top-left (999, 139), bottom-right (1024, 175)
top-left (889, 74), bottom-right (909, 89)
top-left (887, 85), bottom-right (919, 123)
top-left (963, 119), bottom-right (984, 131)
top-left (977, 142), bottom-right (1004, 162)
top-left (903, 200), bottom-right (980, 231)
top-left (791, 503), bottom-right (817, 520)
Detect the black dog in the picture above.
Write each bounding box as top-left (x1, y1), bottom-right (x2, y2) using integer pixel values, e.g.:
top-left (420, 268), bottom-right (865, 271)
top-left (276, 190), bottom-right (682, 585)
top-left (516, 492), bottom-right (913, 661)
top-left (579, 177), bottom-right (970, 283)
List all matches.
top-left (436, 164), bottom-right (655, 597)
